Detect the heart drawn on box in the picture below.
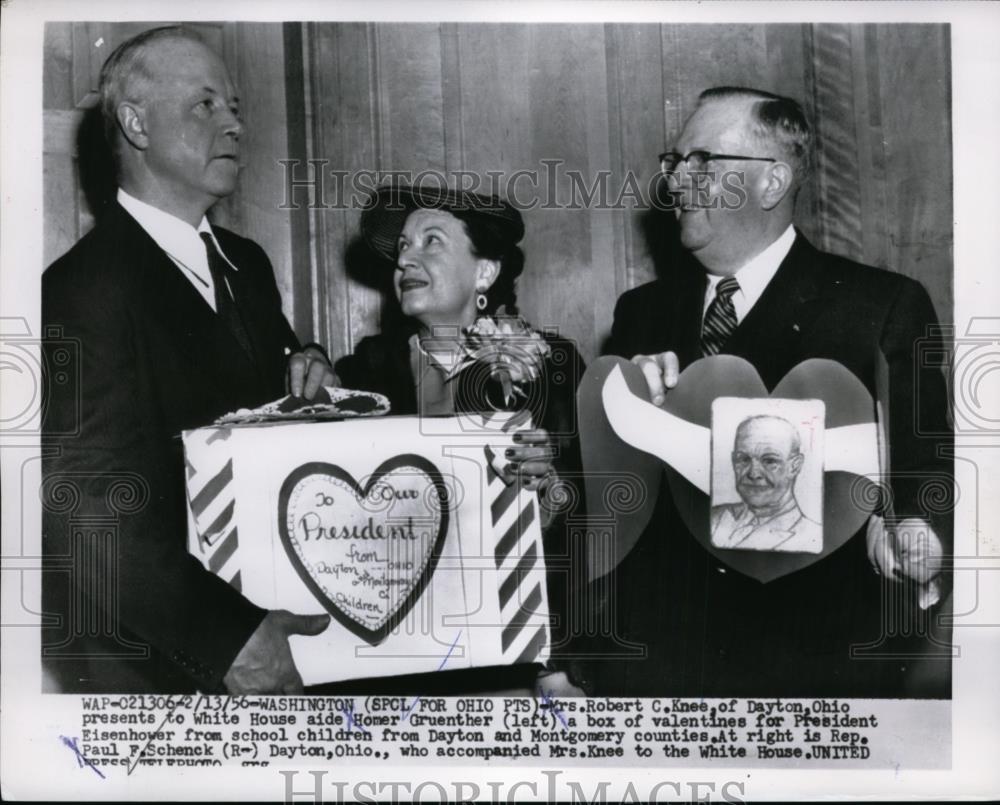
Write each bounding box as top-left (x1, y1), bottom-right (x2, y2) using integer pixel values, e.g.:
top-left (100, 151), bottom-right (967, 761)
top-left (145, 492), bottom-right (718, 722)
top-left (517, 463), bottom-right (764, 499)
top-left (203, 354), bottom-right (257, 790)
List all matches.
top-left (277, 455), bottom-right (450, 645)
top-left (663, 356), bottom-right (879, 583)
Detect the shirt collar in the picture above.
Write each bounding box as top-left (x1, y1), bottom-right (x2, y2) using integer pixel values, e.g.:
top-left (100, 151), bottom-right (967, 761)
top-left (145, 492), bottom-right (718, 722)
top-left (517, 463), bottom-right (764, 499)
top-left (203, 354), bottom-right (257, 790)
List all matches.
top-left (705, 224), bottom-right (796, 304)
top-left (117, 188), bottom-right (238, 274)
top-left (408, 332), bottom-right (462, 373)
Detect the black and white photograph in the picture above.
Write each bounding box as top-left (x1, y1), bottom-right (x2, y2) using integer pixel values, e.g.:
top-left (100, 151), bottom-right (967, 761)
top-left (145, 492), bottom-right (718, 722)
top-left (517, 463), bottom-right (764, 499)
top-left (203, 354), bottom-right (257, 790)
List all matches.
top-left (2, 0), bottom-right (999, 801)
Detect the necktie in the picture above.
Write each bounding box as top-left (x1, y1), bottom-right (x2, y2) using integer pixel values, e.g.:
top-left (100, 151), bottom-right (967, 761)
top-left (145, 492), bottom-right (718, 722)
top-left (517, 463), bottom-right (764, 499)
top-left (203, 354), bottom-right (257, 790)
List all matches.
top-left (701, 276), bottom-right (740, 356)
top-left (201, 233), bottom-right (254, 360)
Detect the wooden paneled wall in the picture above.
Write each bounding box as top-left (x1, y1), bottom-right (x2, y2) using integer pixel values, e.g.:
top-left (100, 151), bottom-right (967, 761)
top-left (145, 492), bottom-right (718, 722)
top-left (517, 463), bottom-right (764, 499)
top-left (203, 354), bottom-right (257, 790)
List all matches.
top-left (44, 22), bottom-right (952, 365)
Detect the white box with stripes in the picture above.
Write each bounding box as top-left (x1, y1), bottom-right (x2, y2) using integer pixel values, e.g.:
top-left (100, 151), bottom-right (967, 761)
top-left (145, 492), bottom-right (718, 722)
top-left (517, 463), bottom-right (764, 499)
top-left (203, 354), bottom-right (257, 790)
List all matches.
top-left (182, 413), bottom-right (550, 686)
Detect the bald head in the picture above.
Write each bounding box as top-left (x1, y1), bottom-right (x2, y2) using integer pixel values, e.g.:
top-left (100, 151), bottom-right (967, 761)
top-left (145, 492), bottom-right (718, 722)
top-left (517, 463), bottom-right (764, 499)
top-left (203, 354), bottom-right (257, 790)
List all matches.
top-left (735, 415), bottom-right (801, 455)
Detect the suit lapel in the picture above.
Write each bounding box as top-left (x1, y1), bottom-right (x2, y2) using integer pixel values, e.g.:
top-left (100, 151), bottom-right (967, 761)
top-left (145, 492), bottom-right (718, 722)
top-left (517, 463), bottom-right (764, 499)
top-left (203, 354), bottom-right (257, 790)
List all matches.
top-left (719, 232), bottom-right (824, 389)
top-left (668, 258), bottom-right (708, 370)
top-left (111, 205), bottom-right (259, 379)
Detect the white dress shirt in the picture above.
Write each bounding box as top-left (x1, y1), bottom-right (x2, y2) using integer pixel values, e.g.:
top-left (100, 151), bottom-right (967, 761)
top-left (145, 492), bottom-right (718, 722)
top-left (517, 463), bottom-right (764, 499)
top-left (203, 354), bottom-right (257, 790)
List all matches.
top-left (117, 189), bottom-right (239, 313)
top-left (702, 224), bottom-right (796, 324)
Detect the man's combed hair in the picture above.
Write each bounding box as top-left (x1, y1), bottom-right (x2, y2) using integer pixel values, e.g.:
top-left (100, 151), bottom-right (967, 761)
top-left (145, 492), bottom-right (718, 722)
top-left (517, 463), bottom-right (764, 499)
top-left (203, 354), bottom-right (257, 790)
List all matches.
top-left (699, 86), bottom-right (813, 179)
top-left (98, 25), bottom-right (205, 148)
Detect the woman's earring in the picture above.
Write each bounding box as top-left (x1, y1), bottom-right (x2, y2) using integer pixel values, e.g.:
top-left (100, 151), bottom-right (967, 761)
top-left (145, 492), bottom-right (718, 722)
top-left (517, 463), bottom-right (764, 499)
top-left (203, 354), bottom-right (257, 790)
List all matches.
top-left (476, 291), bottom-right (488, 312)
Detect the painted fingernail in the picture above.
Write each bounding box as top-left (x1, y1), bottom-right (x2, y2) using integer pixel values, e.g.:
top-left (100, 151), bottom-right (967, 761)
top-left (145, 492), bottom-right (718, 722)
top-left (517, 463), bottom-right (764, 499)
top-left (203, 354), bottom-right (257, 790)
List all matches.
top-left (505, 449), bottom-right (515, 458)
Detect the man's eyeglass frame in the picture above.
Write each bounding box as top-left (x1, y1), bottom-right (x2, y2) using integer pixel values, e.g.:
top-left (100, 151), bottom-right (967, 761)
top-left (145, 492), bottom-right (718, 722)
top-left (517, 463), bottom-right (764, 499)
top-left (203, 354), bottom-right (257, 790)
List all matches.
top-left (659, 150), bottom-right (777, 176)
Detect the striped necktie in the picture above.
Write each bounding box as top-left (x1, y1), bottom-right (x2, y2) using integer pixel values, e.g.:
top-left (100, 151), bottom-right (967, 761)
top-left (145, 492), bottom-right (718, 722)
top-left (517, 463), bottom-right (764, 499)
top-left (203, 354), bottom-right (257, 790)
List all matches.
top-left (701, 276), bottom-right (740, 356)
top-left (201, 233), bottom-right (254, 361)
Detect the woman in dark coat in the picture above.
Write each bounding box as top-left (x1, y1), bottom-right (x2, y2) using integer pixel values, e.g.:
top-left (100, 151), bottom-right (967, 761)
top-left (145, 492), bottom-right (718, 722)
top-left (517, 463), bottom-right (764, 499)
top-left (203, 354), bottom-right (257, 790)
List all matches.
top-left (331, 184), bottom-right (585, 695)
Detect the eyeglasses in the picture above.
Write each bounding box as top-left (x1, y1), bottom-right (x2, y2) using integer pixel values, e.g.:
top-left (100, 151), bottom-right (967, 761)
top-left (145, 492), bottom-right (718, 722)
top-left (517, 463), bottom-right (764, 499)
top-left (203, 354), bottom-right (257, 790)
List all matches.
top-left (659, 150), bottom-right (777, 175)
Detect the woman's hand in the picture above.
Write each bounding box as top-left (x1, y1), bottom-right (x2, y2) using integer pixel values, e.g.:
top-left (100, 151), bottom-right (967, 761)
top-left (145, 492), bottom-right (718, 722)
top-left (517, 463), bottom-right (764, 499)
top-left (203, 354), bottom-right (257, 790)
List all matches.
top-left (505, 428), bottom-right (555, 491)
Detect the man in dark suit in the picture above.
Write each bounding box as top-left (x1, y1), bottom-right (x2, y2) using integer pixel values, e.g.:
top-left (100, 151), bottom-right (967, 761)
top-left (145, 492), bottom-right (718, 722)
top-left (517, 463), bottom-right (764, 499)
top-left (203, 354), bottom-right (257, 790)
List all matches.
top-left (42, 26), bottom-right (335, 694)
top-left (588, 87), bottom-right (951, 697)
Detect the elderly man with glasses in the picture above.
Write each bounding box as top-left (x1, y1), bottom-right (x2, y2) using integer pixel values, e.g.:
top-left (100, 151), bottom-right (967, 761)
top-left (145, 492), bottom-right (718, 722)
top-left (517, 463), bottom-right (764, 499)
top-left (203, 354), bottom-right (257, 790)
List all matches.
top-left (582, 86), bottom-right (952, 698)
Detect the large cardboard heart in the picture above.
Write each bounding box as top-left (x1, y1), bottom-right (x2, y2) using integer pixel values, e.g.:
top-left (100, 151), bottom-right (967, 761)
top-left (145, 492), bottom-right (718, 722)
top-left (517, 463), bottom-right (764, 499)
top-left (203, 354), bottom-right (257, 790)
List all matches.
top-left (277, 456), bottom-right (450, 644)
top-left (576, 358), bottom-right (664, 583)
top-left (661, 356), bottom-right (879, 582)
top-left (578, 355), bottom-right (880, 582)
